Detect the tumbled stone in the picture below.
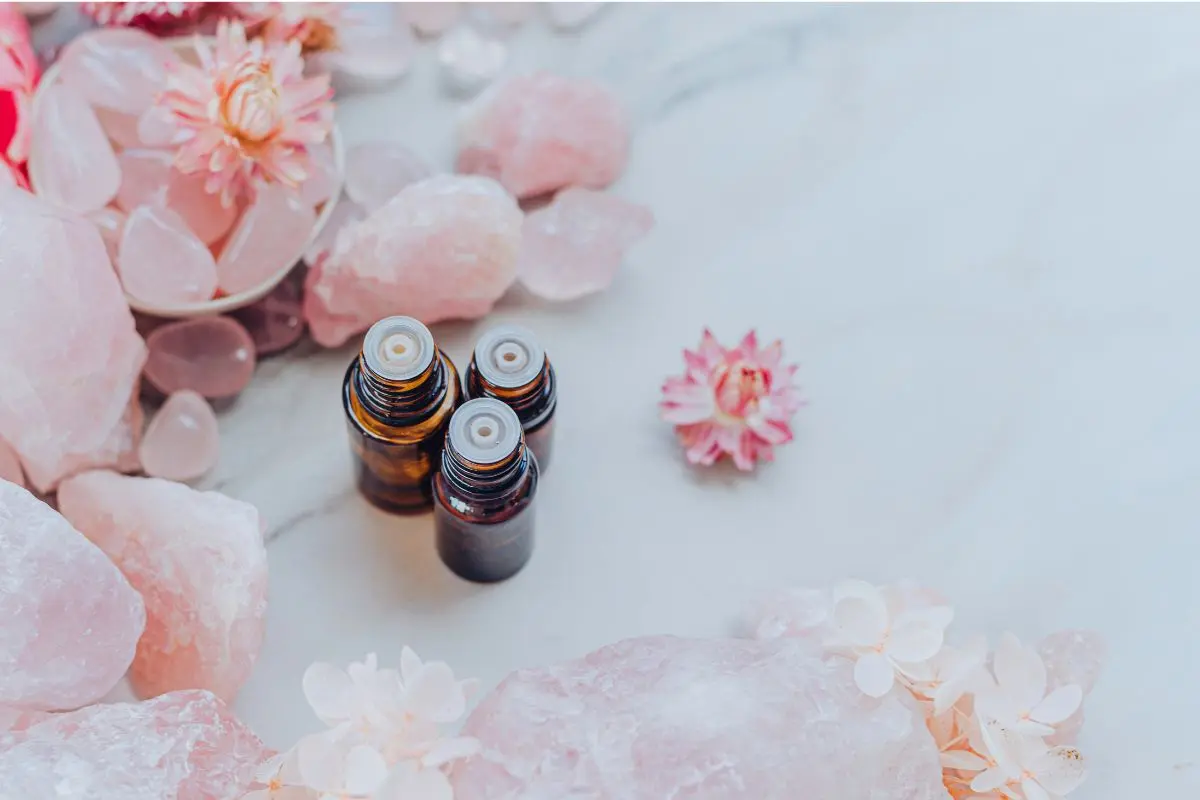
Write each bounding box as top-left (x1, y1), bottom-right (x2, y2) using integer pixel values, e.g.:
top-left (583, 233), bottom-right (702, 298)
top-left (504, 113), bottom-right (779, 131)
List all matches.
top-left (166, 167), bottom-right (239, 245)
top-left (89, 206), bottom-right (126, 265)
top-left (139, 390), bottom-right (219, 482)
top-left (115, 148), bottom-right (170, 212)
top-left (0, 188), bottom-right (146, 492)
top-left (95, 107), bottom-right (145, 148)
top-left (457, 72), bottom-right (629, 198)
top-left (230, 269), bottom-right (306, 357)
top-left (304, 174), bottom-right (522, 347)
top-left (0, 689), bottom-right (269, 799)
top-left (344, 141), bottom-right (433, 213)
top-left (119, 204), bottom-right (218, 307)
top-left (325, 4), bottom-right (415, 83)
top-left (217, 182), bottom-right (315, 296)
top-left (305, 195), bottom-right (366, 265)
top-left (28, 80), bottom-right (121, 213)
top-left (545, 2), bottom-right (606, 30)
top-left (0, 479), bottom-right (145, 711)
top-left (57, 27), bottom-right (176, 115)
top-left (299, 140), bottom-right (339, 207)
top-left (0, 439), bottom-right (23, 487)
top-left (519, 187), bottom-right (653, 301)
top-left (143, 317), bottom-right (257, 399)
top-left (58, 471), bottom-right (268, 703)
top-left (438, 25), bottom-right (507, 97)
top-left (405, 2), bottom-right (462, 36)
top-left (135, 103), bottom-right (176, 147)
top-left (451, 636), bottom-right (947, 800)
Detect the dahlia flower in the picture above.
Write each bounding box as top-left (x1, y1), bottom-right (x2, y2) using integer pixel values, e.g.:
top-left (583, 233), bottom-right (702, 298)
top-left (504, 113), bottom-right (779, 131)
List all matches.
top-left (660, 329), bottom-right (803, 470)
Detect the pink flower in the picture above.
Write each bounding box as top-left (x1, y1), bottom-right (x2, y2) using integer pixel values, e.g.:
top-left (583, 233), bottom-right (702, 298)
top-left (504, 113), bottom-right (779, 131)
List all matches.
top-left (240, 3), bottom-right (343, 54)
top-left (80, 2), bottom-right (207, 33)
top-left (660, 329), bottom-right (803, 470)
top-left (156, 19), bottom-right (334, 206)
top-left (0, 3), bottom-right (38, 167)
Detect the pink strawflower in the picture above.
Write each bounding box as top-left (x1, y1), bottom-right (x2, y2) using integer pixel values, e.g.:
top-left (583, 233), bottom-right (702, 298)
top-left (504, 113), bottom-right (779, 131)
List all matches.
top-left (80, 2), bottom-right (207, 33)
top-left (156, 19), bottom-right (334, 206)
top-left (239, 2), bottom-right (343, 54)
top-left (660, 329), bottom-right (803, 470)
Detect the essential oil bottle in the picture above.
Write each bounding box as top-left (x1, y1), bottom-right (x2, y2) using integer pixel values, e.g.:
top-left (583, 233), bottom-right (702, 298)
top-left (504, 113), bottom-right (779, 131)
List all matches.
top-left (343, 316), bottom-right (461, 513)
top-left (464, 325), bottom-right (557, 471)
top-left (433, 398), bottom-right (539, 583)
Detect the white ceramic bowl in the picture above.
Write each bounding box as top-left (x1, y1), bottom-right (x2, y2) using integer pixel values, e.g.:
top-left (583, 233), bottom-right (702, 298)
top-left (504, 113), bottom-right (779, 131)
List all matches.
top-left (30, 35), bottom-right (344, 318)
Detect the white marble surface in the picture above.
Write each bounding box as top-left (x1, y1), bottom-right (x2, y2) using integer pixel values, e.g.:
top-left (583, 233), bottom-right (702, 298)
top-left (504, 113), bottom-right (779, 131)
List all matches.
top-left (41, 3), bottom-right (1200, 795)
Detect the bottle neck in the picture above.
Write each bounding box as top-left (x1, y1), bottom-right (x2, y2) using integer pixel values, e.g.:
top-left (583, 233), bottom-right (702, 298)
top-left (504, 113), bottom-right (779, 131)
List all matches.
top-left (355, 350), bottom-right (449, 426)
top-left (466, 359), bottom-right (556, 426)
top-left (441, 436), bottom-right (530, 498)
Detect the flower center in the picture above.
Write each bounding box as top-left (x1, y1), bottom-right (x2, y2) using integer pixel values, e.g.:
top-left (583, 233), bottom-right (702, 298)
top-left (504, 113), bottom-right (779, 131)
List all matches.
top-left (712, 360), bottom-right (770, 418)
top-left (299, 18), bottom-right (339, 53)
top-left (220, 60), bottom-right (283, 146)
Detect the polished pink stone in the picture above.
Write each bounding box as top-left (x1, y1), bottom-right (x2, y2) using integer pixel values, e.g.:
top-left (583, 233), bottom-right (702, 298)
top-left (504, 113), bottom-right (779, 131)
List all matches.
top-left (305, 175), bottom-right (522, 347)
top-left (58, 471), bottom-right (268, 703)
top-left (166, 168), bottom-right (239, 245)
top-left (57, 27), bottom-right (176, 115)
top-left (545, 2), bottom-right (606, 30)
top-left (0, 690), bottom-right (269, 798)
top-left (139, 390), bottom-right (219, 482)
top-left (29, 80), bottom-right (121, 214)
top-left (119, 204), bottom-right (218, 307)
top-left (135, 104), bottom-right (177, 148)
top-left (89, 206), bottom-right (127, 265)
top-left (519, 188), bottom-right (654, 301)
top-left (305, 195), bottom-right (366, 266)
top-left (230, 269), bottom-right (306, 357)
top-left (457, 72), bottom-right (629, 198)
top-left (115, 148), bottom-right (171, 212)
top-left (0, 188), bottom-right (146, 492)
top-left (217, 182), bottom-right (315, 296)
top-left (404, 2), bottom-right (462, 36)
top-left (143, 316), bottom-right (257, 399)
top-left (325, 4), bottom-right (414, 83)
top-left (451, 636), bottom-right (947, 800)
top-left (95, 107), bottom-right (146, 149)
top-left (0, 439), bottom-right (23, 488)
top-left (0, 479), bottom-right (145, 711)
top-left (299, 141), bottom-right (339, 207)
top-left (344, 140), bottom-right (433, 213)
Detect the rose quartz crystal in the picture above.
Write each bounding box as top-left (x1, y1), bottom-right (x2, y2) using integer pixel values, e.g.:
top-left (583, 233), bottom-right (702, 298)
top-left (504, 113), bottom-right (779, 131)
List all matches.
top-left (89, 206), bottom-right (127, 264)
top-left (139, 390), bottom-right (219, 481)
top-left (0, 479), bottom-right (145, 711)
top-left (217, 182), bottom-right (315, 296)
top-left (305, 175), bottom-right (522, 347)
top-left (57, 27), bottom-right (176, 115)
top-left (58, 471), bottom-right (268, 702)
top-left (546, 2), bottom-right (606, 30)
top-left (143, 317), bottom-right (257, 399)
top-left (344, 140), bottom-right (433, 213)
top-left (115, 148), bottom-right (171, 211)
top-left (231, 269), bottom-right (306, 356)
top-left (326, 4), bottom-right (415, 83)
top-left (168, 168), bottom-right (240, 245)
top-left (0, 689), bottom-right (269, 798)
top-left (1038, 629), bottom-right (1106, 746)
top-left (95, 107), bottom-right (145, 149)
top-left (29, 80), bottom-right (121, 213)
top-left (519, 187), bottom-right (654, 301)
top-left (451, 636), bottom-right (948, 800)
top-left (457, 72), bottom-right (629, 198)
top-left (0, 188), bottom-right (146, 492)
top-left (119, 204), bottom-right (219, 307)
top-left (305, 195), bottom-right (365, 265)
top-left (300, 141), bottom-right (339, 207)
top-left (0, 439), bottom-right (23, 487)
top-left (405, 2), bottom-right (462, 36)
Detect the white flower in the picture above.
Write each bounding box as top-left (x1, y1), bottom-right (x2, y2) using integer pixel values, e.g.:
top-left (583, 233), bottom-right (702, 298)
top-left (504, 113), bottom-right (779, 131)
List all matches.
top-left (829, 580), bottom-right (954, 698)
top-left (242, 752), bottom-right (315, 800)
top-left (399, 646), bottom-right (478, 726)
top-left (302, 653), bottom-right (406, 739)
top-left (970, 720), bottom-right (1086, 800)
top-left (910, 636), bottom-right (992, 715)
top-left (975, 634), bottom-right (1083, 736)
top-left (297, 736), bottom-right (390, 800)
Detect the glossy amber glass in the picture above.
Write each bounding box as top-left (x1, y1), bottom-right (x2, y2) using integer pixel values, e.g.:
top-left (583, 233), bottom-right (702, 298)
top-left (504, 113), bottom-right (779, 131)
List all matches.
top-left (464, 357), bottom-right (557, 471)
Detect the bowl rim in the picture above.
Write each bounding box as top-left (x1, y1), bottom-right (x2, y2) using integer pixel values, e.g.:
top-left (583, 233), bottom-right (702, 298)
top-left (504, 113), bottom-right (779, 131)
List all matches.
top-left (29, 33), bottom-right (345, 318)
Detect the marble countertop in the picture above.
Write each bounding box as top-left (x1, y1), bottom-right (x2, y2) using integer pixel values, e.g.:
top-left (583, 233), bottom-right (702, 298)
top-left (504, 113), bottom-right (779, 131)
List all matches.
top-left (41, 4), bottom-right (1200, 795)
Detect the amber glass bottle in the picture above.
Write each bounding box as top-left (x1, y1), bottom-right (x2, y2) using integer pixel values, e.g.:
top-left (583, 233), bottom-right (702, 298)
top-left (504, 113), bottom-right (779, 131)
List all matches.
top-left (464, 325), bottom-right (557, 471)
top-left (433, 398), bottom-right (539, 583)
top-left (343, 316), bottom-right (461, 513)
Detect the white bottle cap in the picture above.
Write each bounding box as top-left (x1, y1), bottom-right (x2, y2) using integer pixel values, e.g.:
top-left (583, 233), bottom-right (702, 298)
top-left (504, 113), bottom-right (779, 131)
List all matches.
top-left (473, 324), bottom-right (545, 389)
top-left (363, 316), bottom-right (436, 381)
top-left (449, 398), bottom-right (522, 465)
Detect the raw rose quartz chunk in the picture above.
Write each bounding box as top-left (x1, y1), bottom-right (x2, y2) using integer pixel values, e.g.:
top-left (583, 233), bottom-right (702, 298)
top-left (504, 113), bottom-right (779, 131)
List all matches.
top-left (217, 182), bottom-right (315, 296)
top-left (58, 471), bottom-right (268, 703)
top-left (89, 206), bottom-right (127, 264)
top-left (144, 317), bottom-right (257, 399)
top-left (545, 2), bottom-right (606, 30)
top-left (451, 636), bottom-right (948, 800)
top-left (167, 167), bottom-right (239, 245)
top-left (139, 390), bottom-right (219, 481)
top-left (115, 148), bottom-right (171, 212)
top-left (457, 72), bottom-right (629, 198)
top-left (231, 269), bottom-right (307, 357)
top-left (304, 175), bottom-right (522, 347)
top-left (0, 480), bottom-right (145, 711)
top-left (405, 2), bottom-right (462, 36)
top-left (344, 141), bottom-right (433, 213)
top-left (56, 27), bottom-right (176, 115)
top-left (518, 187), bottom-right (654, 301)
top-left (0, 188), bottom-right (146, 492)
top-left (0, 690), bottom-right (269, 799)
top-left (325, 4), bottom-right (414, 82)
top-left (28, 81), bottom-right (121, 214)
top-left (91, 386), bottom-right (146, 475)
top-left (1038, 629), bottom-right (1106, 746)
top-left (119, 204), bottom-right (218, 307)
top-left (0, 440), bottom-right (23, 487)
top-left (299, 141), bottom-right (339, 207)
top-left (744, 586), bottom-right (833, 641)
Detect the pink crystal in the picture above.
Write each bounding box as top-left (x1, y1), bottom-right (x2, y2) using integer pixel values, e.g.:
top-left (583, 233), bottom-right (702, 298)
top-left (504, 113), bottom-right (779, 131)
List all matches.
top-left (471, 3), bottom-right (533, 28)
top-left (0, 188), bottom-right (146, 492)
top-left (91, 385), bottom-right (146, 475)
top-left (304, 175), bottom-right (522, 347)
top-left (166, 167), bottom-right (239, 245)
top-left (119, 204), bottom-right (218, 307)
top-left (29, 81), bottom-right (121, 213)
top-left (89, 206), bottom-right (127, 265)
top-left (0, 690), bottom-right (269, 797)
top-left (457, 72), bottom-right (629, 198)
top-left (230, 269), bottom-right (306, 357)
top-left (518, 187), bottom-right (653, 301)
top-left (305, 195), bottom-right (365, 265)
top-left (0, 439), bottom-right (23, 487)
top-left (58, 471), bottom-right (269, 702)
top-left (451, 636), bottom-right (947, 799)
top-left (325, 4), bottom-right (415, 83)
top-left (299, 141), bottom-right (339, 207)
top-left (136, 103), bottom-right (176, 147)
top-left (143, 316), bottom-right (257, 399)
top-left (0, 479), bottom-right (145, 711)
top-left (139, 390), bottom-right (219, 481)
top-left (115, 148), bottom-right (171, 212)
top-left (344, 141), bottom-right (433, 213)
top-left (405, 2), bottom-right (462, 36)
top-left (56, 27), bottom-right (176, 115)
top-left (545, 2), bottom-right (606, 30)
top-left (438, 25), bottom-right (507, 97)
top-left (217, 182), bottom-right (315, 296)
top-left (1037, 629), bottom-right (1107, 695)
top-left (95, 107), bottom-right (146, 148)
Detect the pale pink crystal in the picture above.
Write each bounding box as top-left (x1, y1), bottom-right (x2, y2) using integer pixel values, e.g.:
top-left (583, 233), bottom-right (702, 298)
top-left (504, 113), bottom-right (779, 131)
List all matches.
top-left (405, 2), bottom-right (462, 36)
top-left (95, 107), bottom-right (146, 148)
top-left (744, 587), bottom-right (833, 641)
top-left (1038, 629), bottom-right (1106, 746)
top-left (0, 479), bottom-right (145, 711)
top-left (0, 689), bottom-right (269, 798)
top-left (57, 27), bottom-right (176, 115)
top-left (231, 269), bottom-right (306, 357)
top-left (451, 636), bottom-right (948, 800)
top-left (344, 141), bottom-right (433, 213)
top-left (299, 140), bottom-right (339, 207)
top-left (0, 188), bottom-right (146, 492)
top-left (119, 204), bottom-right (218, 307)
top-left (324, 4), bottom-right (414, 83)
top-left (58, 471), bottom-right (269, 703)
top-left (545, 2), bottom-right (606, 30)
top-left (304, 174), bottom-right (522, 347)
top-left (166, 167), bottom-right (239, 245)
top-left (29, 81), bottom-right (121, 213)
top-left (519, 187), bottom-right (653, 301)
top-left (139, 390), bottom-right (219, 481)
top-left (470, 3), bottom-right (533, 29)
top-left (0, 439), bottom-right (23, 487)
top-left (438, 25), bottom-right (507, 97)
top-left (305, 195), bottom-right (365, 265)
top-left (115, 148), bottom-right (171, 211)
top-left (457, 72), bottom-right (629, 198)
top-left (89, 206), bottom-right (127, 264)
top-left (92, 385), bottom-right (146, 475)
top-left (144, 317), bottom-right (257, 399)
top-left (217, 182), bottom-right (315, 296)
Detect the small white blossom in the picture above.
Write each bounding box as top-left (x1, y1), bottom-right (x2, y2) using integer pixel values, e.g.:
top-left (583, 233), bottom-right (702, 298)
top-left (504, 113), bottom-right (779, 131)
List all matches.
top-left (975, 633), bottom-right (1083, 737)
